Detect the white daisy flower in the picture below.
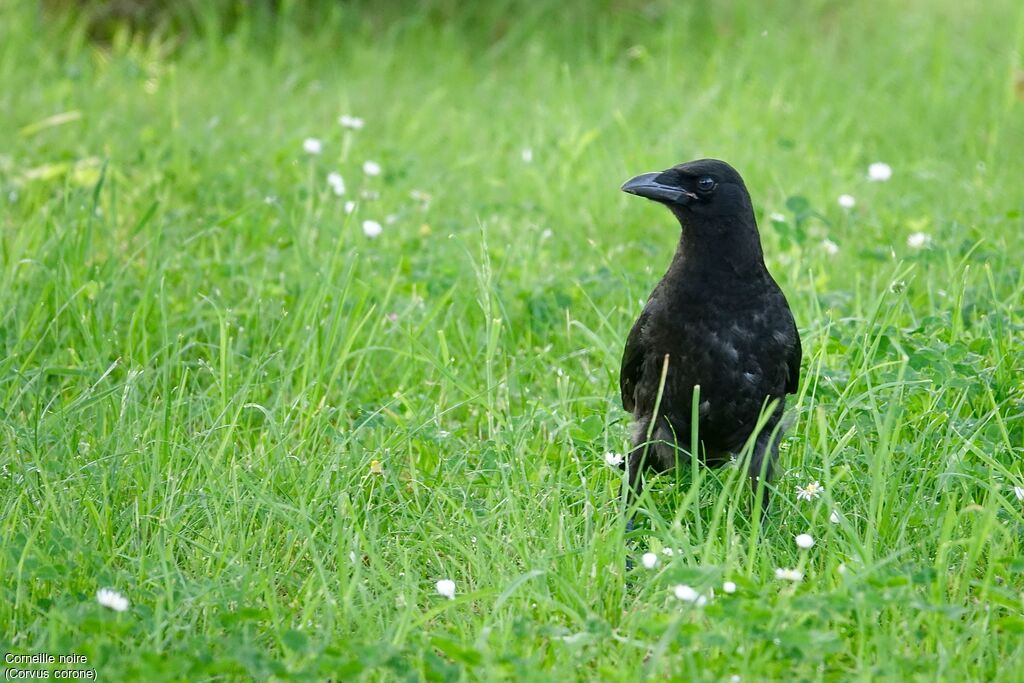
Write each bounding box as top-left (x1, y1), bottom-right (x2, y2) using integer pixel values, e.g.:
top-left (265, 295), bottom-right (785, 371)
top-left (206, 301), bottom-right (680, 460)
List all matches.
top-left (362, 220), bottom-right (383, 238)
top-left (774, 568), bottom-right (804, 582)
top-left (327, 172), bottom-right (346, 196)
top-left (521, 148), bottom-right (533, 163)
top-left (795, 533), bottom-right (815, 549)
top-left (1013, 486), bottom-right (1024, 501)
top-left (822, 239), bottom-right (839, 256)
top-left (769, 212), bottom-right (786, 223)
top-left (96, 588), bottom-right (129, 612)
top-left (641, 552), bottom-right (658, 569)
top-left (829, 509), bottom-right (841, 524)
top-left (796, 481), bottom-right (823, 502)
top-left (303, 138), bottom-right (323, 155)
top-left (907, 232), bottom-right (932, 249)
top-left (410, 189), bottom-right (432, 208)
top-left (435, 579), bottom-right (456, 599)
top-left (867, 162), bottom-right (892, 182)
top-left (344, 201), bottom-right (356, 214)
top-left (672, 584), bottom-right (707, 606)
top-left (338, 114), bottom-right (365, 130)
top-left (722, 581), bottom-right (737, 594)
top-left (363, 160), bottom-right (382, 176)
top-left (603, 452), bottom-right (624, 467)
top-left (837, 194), bottom-right (856, 208)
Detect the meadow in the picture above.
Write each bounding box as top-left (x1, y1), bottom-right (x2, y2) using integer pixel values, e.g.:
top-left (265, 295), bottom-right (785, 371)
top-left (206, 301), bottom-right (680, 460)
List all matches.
top-left (2, 0), bottom-right (1023, 679)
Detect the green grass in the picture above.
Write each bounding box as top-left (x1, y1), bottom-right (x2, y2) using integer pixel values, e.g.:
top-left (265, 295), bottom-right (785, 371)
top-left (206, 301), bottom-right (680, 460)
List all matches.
top-left (2, 0), bottom-right (1024, 679)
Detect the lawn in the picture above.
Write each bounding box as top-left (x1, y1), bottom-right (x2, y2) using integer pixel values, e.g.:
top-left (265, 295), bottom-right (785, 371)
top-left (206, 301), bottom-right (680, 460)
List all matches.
top-left (2, 0), bottom-right (1024, 680)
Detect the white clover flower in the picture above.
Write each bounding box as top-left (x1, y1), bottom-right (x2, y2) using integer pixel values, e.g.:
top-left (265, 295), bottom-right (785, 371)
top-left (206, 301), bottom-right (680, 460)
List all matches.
top-left (796, 481), bottom-right (823, 501)
top-left (641, 552), bottom-right (658, 569)
top-left (769, 212), bottom-right (786, 223)
top-left (829, 509), bottom-right (841, 524)
top-left (603, 452), bottom-right (624, 467)
top-left (907, 232), bottom-right (932, 249)
top-left (327, 172), bottom-right (346, 196)
top-left (661, 547), bottom-right (674, 557)
top-left (363, 160), bottom-right (382, 176)
top-left (867, 162), bottom-right (892, 182)
top-left (303, 138), bottom-right (323, 155)
top-left (722, 581), bottom-right (737, 594)
top-left (96, 588), bottom-right (129, 612)
top-left (774, 568), bottom-right (803, 582)
top-left (521, 148), bottom-right (533, 163)
top-left (436, 579), bottom-right (456, 599)
top-left (362, 220), bottom-right (383, 238)
top-left (344, 201), bottom-right (356, 214)
top-left (837, 194), bottom-right (856, 208)
top-left (1013, 486), bottom-right (1024, 501)
top-left (822, 239), bottom-right (839, 256)
top-left (795, 533), bottom-right (815, 549)
top-left (339, 114), bottom-right (365, 130)
top-left (672, 584), bottom-right (707, 605)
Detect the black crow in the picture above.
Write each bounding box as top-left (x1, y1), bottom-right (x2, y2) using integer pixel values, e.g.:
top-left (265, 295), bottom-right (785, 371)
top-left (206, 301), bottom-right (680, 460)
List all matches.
top-left (618, 158), bottom-right (801, 517)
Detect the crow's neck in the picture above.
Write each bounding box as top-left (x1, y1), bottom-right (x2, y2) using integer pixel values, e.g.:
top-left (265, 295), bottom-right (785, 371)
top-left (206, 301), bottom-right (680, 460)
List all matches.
top-left (670, 214), bottom-right (766, 280)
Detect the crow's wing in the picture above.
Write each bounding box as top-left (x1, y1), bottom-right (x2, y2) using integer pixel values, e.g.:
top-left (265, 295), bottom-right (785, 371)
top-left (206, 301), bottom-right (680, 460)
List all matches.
top-left (785, 319), bottom-right (801, 395)
top-left (619, 310), bottom-right (649, 412)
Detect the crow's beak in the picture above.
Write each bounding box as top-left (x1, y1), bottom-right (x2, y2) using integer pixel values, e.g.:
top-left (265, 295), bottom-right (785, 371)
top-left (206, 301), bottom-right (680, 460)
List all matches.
top-left (621, 172), bottom-right (698, 205)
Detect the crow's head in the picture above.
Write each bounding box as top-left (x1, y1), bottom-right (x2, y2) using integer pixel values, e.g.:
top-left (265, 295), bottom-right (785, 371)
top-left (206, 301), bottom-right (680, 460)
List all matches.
top-left (621, 159), bottom-right (753, 221)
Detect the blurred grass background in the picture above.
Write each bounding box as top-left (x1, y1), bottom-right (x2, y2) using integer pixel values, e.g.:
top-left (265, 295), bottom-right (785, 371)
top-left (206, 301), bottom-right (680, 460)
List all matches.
top-left (2, 0), bottom-right (1024, 680)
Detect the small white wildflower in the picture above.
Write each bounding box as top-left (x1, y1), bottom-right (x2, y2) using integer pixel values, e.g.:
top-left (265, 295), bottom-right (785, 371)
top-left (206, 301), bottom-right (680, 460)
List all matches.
top-left (641, 552), bottom-right (658, 569)
top-left (96, 588), bottom-right (129, 612)
top-left (774, 568), bottom-right (803, 582)
top-left (603, 452), bottom-right (624, 467)
top-left (541, 228), bottom-right (553, 239)
top-left (521, 148), bottom-right (533, 163)
top-left (837, 563), bottom-right (848, 575)
top-left (363, 160), bottom-right (382, 176)
top-left (723, 581), bottom-right (737, 594)
top-left (731, 676), bottom-right (741, 683)
top-left (796, 481), bottom-right (823, 502)
top-left (661, 547), bottom-right (674, 557)
top-left (907, 231), bottom-right (932, 249)
top-left (867, 162), bottom-right (892, 182)
top-left (435, 579), bottom-right (456, 599)
top-left (822, 239), bottom-right (839, 256)
top-left (1013, 486), bottom-right (1024, 501)
top-left (362, 220), bottom-right (383, 238)
top-left (303, 137), bottom-right (323, 155)
top-left (338, 114), bottom-right (365, 130)
top-left (672, 584), bottom-right (707, 605)
top-left (795, 533), bottom-right (815, 549)
top-left (837, 194), bottom-right (856, 208)
top-left (769, 212), bottom-right (786, 223)
top-left (829, 509), bottom-right (841, 524)
top-left (344, 201), bottom-right (356, 214)
top-left (327, 172), bottom-right (346, 196)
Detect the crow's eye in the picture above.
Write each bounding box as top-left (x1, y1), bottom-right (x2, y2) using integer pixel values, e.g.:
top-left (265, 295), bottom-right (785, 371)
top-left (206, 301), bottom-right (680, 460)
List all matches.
top-left (697, 176), bottom-right (716, 192)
